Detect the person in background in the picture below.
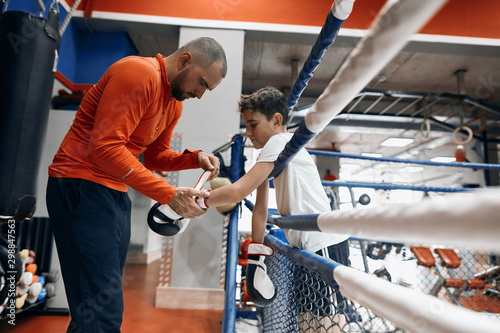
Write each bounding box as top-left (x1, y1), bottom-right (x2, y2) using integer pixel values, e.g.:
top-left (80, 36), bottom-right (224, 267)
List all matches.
top-left (324, 169), bottom-right (338, 181)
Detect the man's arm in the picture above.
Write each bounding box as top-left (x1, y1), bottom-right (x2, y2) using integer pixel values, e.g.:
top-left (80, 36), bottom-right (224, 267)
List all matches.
top-left (86, 61), bottom-right (180, 204)
top-left (85, 59), bottom-right (207, 214)
top-left (167, 152), bottom-right (220, 218)
top-left (143, 120), bottom-right (200, 172)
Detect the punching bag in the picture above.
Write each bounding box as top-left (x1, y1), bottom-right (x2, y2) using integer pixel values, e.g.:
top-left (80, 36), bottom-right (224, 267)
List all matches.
top-left (0, 4), bottom-right (60, 221)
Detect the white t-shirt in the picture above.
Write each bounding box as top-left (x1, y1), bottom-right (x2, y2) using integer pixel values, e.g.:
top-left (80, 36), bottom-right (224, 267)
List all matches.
top-left (257, 133), bottom-right (349, 252)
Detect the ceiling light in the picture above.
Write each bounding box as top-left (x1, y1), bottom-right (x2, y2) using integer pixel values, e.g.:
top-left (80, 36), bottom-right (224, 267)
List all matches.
top-left (361, 153), bottom-right (382, 158)
top-left (381, 138), bottom-right (414, 147)
top-left (430, 156), bottom-right (456, 163)
top-left (400, 166), bottom-right (424, 173)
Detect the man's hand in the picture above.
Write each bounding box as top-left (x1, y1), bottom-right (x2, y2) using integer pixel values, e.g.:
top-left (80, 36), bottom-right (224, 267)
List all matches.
top-left (196, 151), bottom-right (220, 180)
top-left (169, 187), bottom-right (210, 219)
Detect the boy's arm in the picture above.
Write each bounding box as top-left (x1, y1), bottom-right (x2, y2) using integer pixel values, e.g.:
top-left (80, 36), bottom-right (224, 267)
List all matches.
top-left (245, 173), bottom-right (277, 307)
top-left (206, 161), bottom-right (274, 208)
top-left (252, 179), bottom-right (269, 243)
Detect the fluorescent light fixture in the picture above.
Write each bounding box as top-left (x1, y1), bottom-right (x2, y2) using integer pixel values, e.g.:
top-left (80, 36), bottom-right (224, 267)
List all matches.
top-left (381, 138), bottom-right (414, 147)
top-left (361, 152), bottom-right (382, 158)
top-left (341, 163), bottom-right (360, 170)
top-left (400, 166), bottom-right (424, 173)
top-left (430, 156), bottom-right (456, 163)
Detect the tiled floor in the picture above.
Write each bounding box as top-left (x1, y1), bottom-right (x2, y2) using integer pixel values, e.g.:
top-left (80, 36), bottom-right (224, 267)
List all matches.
top-left (1, 260), bottom-right (224, 332)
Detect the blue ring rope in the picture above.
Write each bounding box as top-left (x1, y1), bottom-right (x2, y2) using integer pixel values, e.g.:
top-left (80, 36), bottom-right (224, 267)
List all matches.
top-left (221, 207), bottom-right (240, 333)
top-left (287, 10), bottom-right (345, 116)
top-left (265, 233), bottom-right (341, 289)
top-left (268, 214), bottom-right (321, 231)
top-left (221, 136), bottom-right (245, 333)
top-left (309, 149), bottom-right (500, 170)
top-left (270, 122), bottom-right (317, 178)
top-left (270, 11), bottom-right (347, 178)
top-left (322, 180), bottom-right (474, 192)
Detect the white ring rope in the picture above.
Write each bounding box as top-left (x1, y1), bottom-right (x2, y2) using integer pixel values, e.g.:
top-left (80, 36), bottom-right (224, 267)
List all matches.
top-left (304, 0), bottom-right (449, 133)
top-left (315, 190), bottom-right (500, 252)
top-left (334, 265), bottom-right (500, 333)
top-left (263, 1), bottom-right (499, 331)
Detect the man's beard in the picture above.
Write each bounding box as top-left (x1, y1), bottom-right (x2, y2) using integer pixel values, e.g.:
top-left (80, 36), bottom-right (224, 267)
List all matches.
top-left (170, 68), bottom-right (190, 101)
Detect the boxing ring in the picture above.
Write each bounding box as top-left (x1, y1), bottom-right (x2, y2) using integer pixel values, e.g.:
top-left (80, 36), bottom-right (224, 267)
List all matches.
top-left (218, 0), bottom-right (500, 332)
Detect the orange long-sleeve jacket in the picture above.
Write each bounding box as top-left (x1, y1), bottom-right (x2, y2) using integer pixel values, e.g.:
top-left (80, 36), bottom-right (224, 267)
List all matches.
top-left (49, 54), bottom-right (200, 204)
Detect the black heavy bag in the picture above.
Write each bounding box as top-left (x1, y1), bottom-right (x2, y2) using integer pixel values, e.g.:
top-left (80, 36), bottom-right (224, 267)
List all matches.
top-left (0, 5), bottom-right (60, 221)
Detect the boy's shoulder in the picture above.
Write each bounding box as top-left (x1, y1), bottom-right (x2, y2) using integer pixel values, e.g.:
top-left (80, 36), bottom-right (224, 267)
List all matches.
top-left (270, 132), bottom-right (292, 141)
top-left (264, 133), bottom-right (291, 148)
top-left (259, 133), bottom-right (290, 158)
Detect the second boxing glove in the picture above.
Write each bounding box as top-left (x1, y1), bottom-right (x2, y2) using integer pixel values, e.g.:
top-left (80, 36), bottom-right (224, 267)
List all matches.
top-left (246, 242), bottom-right (277, 307)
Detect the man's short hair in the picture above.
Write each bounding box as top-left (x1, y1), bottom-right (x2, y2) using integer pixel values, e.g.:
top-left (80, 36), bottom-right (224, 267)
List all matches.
top-left (179, 37), bottom-right (227, 78)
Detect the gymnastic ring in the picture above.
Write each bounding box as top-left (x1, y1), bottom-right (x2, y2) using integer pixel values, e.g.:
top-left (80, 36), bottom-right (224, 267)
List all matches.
top-left (452, 126), bottom-right (473, 145)
top-left (420, 118), bottom-right (430, 138)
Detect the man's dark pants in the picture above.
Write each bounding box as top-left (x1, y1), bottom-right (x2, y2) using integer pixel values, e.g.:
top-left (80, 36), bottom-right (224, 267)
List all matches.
top-left (46, 177), bottom-right (131, 333)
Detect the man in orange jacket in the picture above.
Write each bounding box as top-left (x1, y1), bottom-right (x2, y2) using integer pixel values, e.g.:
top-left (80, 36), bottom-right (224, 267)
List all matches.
top-left (46, 37), bottom-right (227, 333)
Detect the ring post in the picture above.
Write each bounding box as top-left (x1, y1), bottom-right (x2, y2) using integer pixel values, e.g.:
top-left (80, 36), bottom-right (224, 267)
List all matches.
top-left (221, 135), bottom-right (244, 333)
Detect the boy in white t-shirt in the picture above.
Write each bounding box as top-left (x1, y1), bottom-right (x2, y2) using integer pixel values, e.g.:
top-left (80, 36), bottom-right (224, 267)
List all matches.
top-left (205, 87), bottom-right (350, 326)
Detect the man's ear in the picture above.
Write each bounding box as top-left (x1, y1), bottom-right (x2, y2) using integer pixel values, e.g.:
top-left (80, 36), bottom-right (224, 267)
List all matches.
top-left (177, 52), bottom-right (193, 70)
top-left (273, 113), bottom-right (283, 127)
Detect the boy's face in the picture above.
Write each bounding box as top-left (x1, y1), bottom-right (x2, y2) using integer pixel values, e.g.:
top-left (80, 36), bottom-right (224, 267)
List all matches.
top-left (242, 108), bottom-right (281, 149)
